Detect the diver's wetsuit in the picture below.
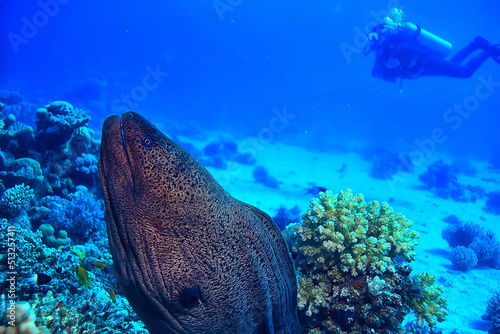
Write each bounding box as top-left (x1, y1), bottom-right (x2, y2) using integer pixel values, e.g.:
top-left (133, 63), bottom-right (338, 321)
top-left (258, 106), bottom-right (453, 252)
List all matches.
top-left (370, 27), bottom-right (425, 82)
top-left (369, 25), bottom-right (496, 81)
top-left (420, 37), bottom-right (493, 78)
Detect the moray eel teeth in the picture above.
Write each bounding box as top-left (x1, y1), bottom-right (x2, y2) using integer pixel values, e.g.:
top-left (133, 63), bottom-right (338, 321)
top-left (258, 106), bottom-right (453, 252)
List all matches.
top-left (99, 111), bottom-right (300, 334)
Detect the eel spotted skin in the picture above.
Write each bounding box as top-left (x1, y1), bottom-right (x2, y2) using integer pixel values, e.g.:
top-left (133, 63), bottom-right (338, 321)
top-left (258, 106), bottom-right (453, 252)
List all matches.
top-left (98, 112), bottom-right (300, 334)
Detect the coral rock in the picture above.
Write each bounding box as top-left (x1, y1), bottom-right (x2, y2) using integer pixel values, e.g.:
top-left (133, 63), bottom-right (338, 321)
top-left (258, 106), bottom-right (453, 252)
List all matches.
top-left (0, 301), bottom-right (44, 334)
top-left (284, 189), bottom-right (425, 332)
top-left (0, 184), bottom-right (34, 218)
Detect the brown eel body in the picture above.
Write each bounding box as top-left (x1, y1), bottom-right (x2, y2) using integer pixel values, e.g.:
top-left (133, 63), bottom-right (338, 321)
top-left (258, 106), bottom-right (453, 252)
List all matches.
top-left (98, 112), bottom-right (300, 334)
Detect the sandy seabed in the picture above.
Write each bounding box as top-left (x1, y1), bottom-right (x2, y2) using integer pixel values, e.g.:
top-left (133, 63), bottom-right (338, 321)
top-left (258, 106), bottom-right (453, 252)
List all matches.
top-left (188, 132), bottom-right (500, 333)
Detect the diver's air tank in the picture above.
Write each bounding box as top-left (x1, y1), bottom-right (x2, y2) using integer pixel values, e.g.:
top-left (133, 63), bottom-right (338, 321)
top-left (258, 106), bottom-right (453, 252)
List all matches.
top-left (401, 22), bottom-right (452, 58)
top-left (386, 8), bottom-right (452, 58)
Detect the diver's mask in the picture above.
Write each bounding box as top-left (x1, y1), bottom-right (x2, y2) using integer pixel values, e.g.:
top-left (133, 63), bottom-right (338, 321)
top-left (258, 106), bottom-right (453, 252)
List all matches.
top-left (368, 32), bottom-right (379, 42)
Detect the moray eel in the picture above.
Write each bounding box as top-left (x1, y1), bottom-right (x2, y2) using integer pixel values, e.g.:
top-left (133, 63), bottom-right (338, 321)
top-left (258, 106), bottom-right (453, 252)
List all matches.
top-left (98, 112), bottom-right (300, 334)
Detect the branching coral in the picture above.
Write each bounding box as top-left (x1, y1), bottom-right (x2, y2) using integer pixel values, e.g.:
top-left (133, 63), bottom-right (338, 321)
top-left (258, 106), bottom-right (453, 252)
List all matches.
top-left (442, 221), bottom-right (500, 270)
top-left (42, 190), bottom-right (104, 241)
top-left (0, 183), bottom-right (34, 217)
top-left (410, 273), bottom-right (448, 327)
top-left (284, 189), bottom-right (433, 333)
top-left (0, 121), bottom-right (35, 158)
top-left (287, 189), bottom-right (419, 278)
top-left (487, 290), bottom-right (500, 333)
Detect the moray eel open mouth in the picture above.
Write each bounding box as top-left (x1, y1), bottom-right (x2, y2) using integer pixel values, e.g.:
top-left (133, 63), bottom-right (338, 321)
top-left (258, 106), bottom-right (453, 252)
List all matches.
top-left (98, 111), bottom-right (300, 334)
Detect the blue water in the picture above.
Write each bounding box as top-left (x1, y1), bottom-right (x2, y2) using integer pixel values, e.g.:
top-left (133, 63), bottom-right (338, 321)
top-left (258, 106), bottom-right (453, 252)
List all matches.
top-left (2, 0), bottom-right (499, 157)
top-left (1, 0), bottom-right (500, 332)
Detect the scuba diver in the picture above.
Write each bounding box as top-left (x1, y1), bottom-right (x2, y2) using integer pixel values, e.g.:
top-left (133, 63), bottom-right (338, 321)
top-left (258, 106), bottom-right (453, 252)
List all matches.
top-left (364, 9), bottom-right (500, 87)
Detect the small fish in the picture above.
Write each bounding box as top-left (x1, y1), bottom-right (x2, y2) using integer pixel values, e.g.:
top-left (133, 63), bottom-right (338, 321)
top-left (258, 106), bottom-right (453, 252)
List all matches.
top-left (23, 273), bottom-right (52, 285)
top-left (107, 288), bottom-right (116, 303)
top-left (337, 163), bottom-right (347, 173)
top-left (91, 261), bottom-right (108, 270)
top-left (73, 266), bottom-right (92, 290)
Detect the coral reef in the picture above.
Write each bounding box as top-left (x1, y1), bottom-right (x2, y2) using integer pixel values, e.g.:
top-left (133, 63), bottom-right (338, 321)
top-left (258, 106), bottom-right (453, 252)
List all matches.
top-left (0, 158), bottom-right (44, 190)
top-left (486, 191), bottom-right (500, 216)
top-left (273, 204), bottom-right (301, 231)
top-left (487, 290), bottom-right (500, 334)
top-left (442, 221), bottom-right (483, 248)
top-left (193, 138), bottom-right (256, 169)
top-left (409, 273), bottom-right (448, 327)
top-left (469, 233), bottom-right (500, 267)
top-left (419, 160), bottom-right (485, 202)
top-left (442, 214), bottom-right (462, 226)
top-left (253, 165), bottom-right (279, 188)
top-left (28, 290), bottom-right (146, 333)
top-left (284, 189), bottom-right (444, 333)
top-left (287, 189), bottom-right (419, 277)
top-left (32, 101), bottom-right (100, 196)
top-left (450, 246), bottom-right (478, 271)
top-left (0, 120), bottom-right (35, 158)
top-left (0, 94), bottom-right (147, 333)
top-left (404, 320), bottom-right (444, 334)
top-left (41, 189), bottom-right (105, 242)
top-left (38, 223), bottom-right (71, 248)
top-left (0, 301), bottom-right (44, 334)
top-left (0, 97), bottom-right (100, 198)
top-left (34, 101), bottom-right (89, 149)
top-left (442, 220), bottom-right (500, 270)
top-left (0, 90), bottom-right (23, 105)
top-left (362, 146), bottom-right (413, 180)
top-left (0, 90), bottom-right (41, 126)
top-left (200, 139), bottom-right (255, 168)
top-left (0, 213), bottom-right (145, 333)
top-left (0, 184), bottom-right (34, 218)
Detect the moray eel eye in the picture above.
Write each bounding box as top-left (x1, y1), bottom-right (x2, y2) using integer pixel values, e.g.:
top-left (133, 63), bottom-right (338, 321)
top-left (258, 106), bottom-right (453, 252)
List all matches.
top-left (141, 136), bottom-right (153, 147)
top-left (179, 287), bottom-right (200, 308)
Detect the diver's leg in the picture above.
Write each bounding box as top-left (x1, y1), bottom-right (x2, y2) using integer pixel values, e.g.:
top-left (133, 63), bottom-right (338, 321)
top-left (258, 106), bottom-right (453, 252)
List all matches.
top-left (461, 50), bottom-right (492, 74)
top-left (450, 36), bottom-right (491, 64)
top-left (421, 51), bottom-right (491, 78)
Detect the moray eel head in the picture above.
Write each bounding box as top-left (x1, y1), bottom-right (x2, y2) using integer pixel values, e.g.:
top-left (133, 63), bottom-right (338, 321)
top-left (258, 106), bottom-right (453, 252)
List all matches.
top-left (98, 112), bottom-right (300, 334)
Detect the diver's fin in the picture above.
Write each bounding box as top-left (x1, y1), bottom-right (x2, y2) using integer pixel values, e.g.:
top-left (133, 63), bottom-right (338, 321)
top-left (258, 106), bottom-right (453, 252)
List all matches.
top-left (489, 44), bottom-right (500, 64)
top-left (473, 36), bottom-right (492, 49)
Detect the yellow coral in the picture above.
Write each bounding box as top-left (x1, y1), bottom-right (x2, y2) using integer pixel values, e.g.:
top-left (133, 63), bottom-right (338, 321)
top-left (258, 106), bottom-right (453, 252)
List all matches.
top-left (297, 272), bottom-right (333, 317)
top-left (284, 189), bottom-right (422, 320)
top-left (286, 189), bottom-right (419, 277)
top-left (411, 272), bottom-right (448, 327)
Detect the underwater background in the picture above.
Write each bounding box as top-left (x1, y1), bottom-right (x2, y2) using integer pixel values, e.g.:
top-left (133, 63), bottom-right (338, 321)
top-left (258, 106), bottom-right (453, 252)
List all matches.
top-left (1, 0), bottom-right (500, 333)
